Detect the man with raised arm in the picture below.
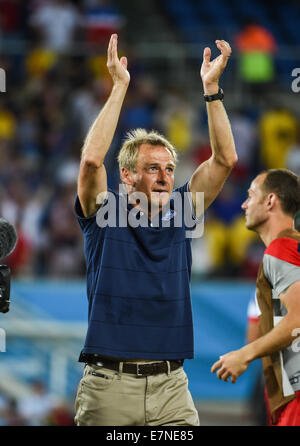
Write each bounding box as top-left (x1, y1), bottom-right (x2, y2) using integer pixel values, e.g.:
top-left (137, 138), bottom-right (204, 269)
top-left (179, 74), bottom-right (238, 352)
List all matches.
top-left (74, 34), bottom-right (237, 426)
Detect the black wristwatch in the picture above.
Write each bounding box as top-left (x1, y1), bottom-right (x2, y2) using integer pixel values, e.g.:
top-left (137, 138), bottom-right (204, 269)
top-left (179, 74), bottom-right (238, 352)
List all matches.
top-left (204, 88), bottom-right (224, 102)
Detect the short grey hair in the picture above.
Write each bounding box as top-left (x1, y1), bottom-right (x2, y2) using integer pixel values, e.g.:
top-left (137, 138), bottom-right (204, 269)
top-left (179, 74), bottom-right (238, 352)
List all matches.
top-left (117, 128), bottom-right (177, 173)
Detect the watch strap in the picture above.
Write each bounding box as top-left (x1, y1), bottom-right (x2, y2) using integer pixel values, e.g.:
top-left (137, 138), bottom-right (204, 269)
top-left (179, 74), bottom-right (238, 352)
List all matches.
top-left (204, 88), bottom-right (224, 102)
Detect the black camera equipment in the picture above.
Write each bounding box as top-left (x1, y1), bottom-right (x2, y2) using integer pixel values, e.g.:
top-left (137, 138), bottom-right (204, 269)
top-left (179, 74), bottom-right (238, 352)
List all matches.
top-left (0, 218), bottom-right (17, 313)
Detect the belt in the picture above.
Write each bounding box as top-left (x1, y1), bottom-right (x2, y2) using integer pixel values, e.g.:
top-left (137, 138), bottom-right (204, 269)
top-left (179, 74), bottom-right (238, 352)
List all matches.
top-left (87, 357), bottom-right (184, 376)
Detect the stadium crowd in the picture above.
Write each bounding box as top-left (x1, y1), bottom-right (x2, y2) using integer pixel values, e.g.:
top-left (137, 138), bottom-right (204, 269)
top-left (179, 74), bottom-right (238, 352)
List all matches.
top-left (0, 380), bottom-right (74, 426)
top-left (0, 0), bottom-right (299, 284)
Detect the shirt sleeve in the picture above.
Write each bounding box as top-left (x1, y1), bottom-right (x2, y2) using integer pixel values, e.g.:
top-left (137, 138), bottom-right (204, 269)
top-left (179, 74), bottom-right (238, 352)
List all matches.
top-left (263, 237), bottom-right (300, 295)
top-left (74, 195), bottom-right (100, 235)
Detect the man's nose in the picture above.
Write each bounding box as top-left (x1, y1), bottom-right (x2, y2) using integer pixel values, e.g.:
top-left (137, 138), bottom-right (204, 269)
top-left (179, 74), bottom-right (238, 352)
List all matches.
top-left (157, 169), bottom-right (167, 183)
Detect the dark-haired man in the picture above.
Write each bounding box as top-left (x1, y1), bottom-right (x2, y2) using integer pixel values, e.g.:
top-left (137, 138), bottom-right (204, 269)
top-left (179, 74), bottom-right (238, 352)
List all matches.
top-left (212, 169), bottom-right (300, 426)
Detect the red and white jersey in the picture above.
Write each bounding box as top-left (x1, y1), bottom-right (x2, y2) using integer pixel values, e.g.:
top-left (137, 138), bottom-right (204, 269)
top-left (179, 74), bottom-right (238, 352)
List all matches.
top-left (261, 237), bottom-right (300, 395)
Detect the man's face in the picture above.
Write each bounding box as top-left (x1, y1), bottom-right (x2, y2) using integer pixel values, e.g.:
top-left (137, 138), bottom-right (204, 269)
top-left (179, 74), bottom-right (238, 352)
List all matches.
top-left (241, 174), bottom-right (269, 231)
top-left (128, 143), bottom-right (175, 210)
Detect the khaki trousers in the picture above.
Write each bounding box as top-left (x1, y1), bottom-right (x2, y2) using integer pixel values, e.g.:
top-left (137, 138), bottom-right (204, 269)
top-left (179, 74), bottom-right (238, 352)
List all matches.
top-left (74, 362), bottom-right (200, 426)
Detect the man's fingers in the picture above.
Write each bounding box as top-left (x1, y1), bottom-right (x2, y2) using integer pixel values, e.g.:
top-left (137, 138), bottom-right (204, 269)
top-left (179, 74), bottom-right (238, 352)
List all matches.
top-left (203, 47), bottom-right (211, 64)
top-left (216, 367), bottom-right (226, 379)
top-left (107, 34), bottom-right (113, 64)
top-left (107, 34), bottom-right (118, 65)
top-left (211, 359), bottom-right (222, 373)
top-left (112, 33), bottom-right (118, 61)
top-left (120, 56), bottom-right (128, 70)
top-left (219, 370), bottom-right (231, 382)
top-left (216, 366), bottom-right (237, 383)
top-left (216, 39), bottom-right (231, 58)
top-left (224, 41), bottom-right (232, 55)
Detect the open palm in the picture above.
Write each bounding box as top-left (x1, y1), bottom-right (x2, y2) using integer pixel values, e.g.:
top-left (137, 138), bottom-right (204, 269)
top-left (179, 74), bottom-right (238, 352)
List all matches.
top-left (200, 40), bottom-right (231, 86)
top-left (107, 34), bottom-right (130, 86)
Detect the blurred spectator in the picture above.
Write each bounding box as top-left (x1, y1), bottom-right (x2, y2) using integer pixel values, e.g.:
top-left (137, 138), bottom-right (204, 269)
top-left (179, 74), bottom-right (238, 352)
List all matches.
top-left (25, 47), bottom-right (58, 79)
top-left (83, 0), bottom-right (124, 46)
top-left (196, 209), bottom-right (265, 280)
top-left (286, 137), bottom-right (300, 177)
top-left (39, 183), bottom-right (84, 277)
top-left (17, 104), bottom-right (41, 162)
top-left (0, 394), bottom-right (7, 425)
top-left (87, 53), bottom-right (110, 81)
top-left (192, 139), bottom-right (211, 167)
top-left (191, 208), bottom-right (230, 278)
top-left (121, 76), bottom-right (158, 132)
top-left (259, 107), bottom-right (299, 169)
top-left (210, 181), bottom-right (243, 225)
top-left (240, 239), bottom-right (266, 279)
top-left (0, 99), bottom-right (17, 141)
top-left (0, 390), bottom-right (74, 426)
top-left (17, 380), bottom-right (59, 426)
top-left (29, 0), bottom-right (83, 52)
top-left (235, 20), bottom-right (277, 101)
top-left (166, 111), bottom-right (191, 153)
top-left (191, 237), bottom-right (213, 277)
top-left (199, 211), bottom-right (228, 276)
top-left (0, 0), bottom-right (28, 39)
top-left (46, 401), bottom-right (74, 425)
top-left (70, 76), bottom-right (112, 139)
top-left (0, 397), bottom-right (27, 426)
top-left (230, 109), bottom-right (258, 182)
top-left (155, 88), bottom-right (196, 153)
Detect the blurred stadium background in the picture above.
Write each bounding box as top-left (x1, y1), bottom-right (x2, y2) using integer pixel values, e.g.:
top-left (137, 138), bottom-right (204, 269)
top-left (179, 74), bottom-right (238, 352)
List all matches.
top-left (0, 0), bottom-right (299, 426)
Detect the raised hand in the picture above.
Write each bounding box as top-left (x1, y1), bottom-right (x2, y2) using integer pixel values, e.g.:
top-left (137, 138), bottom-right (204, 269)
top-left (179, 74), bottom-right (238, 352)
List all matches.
top-left (200, 40), bottom-right (231, 94)
top-left (107, 34), bottom-right (130, 87)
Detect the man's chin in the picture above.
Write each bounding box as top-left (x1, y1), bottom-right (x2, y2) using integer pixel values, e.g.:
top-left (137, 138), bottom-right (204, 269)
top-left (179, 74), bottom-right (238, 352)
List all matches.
top-left (245, 220), bottom-right (258, 232)
top-left (245, 223), bottom-right (254, 231)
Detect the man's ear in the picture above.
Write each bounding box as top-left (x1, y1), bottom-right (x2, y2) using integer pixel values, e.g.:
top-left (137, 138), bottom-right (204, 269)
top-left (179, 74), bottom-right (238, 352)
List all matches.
top-left (267, 193), bottom-right (276, 210)
top-left (120, 167), bottom-right (135, 186)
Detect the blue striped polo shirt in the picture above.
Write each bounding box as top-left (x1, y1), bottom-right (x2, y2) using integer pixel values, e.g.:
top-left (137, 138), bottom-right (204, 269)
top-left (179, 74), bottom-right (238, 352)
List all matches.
top-left (75, 182), bottom-right (200, 360)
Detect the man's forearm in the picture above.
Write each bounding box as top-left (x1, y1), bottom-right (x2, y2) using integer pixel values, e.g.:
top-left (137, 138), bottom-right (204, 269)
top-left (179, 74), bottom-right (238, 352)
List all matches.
top-left (241, 313), bottom-right (300, 363)
top-left (81, 82), bottom-right (128, 166)
top-left (206, 99), bottom-right (237, 168)
top-left (212, 283), bottom-right (300, 383)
